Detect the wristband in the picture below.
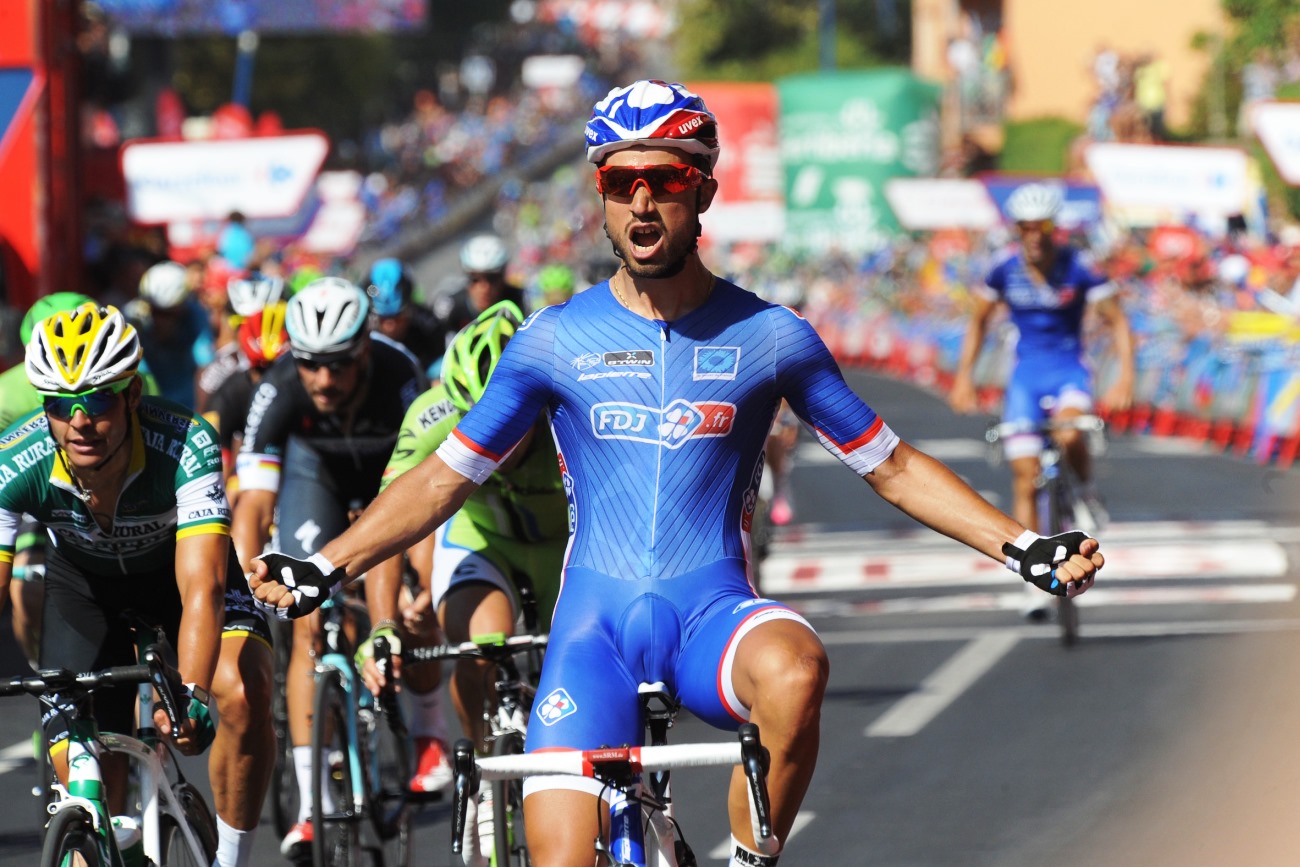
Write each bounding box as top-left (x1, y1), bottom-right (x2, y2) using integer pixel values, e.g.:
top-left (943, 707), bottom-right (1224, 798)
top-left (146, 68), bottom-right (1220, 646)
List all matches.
top-left (306, 551), bottom-right (338, 576)
top-left (1003, 530), bottom-right (1041, 575)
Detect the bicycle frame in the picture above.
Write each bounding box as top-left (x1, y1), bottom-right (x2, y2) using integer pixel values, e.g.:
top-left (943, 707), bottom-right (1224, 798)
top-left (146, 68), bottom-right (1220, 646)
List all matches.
top-left (314, 600), bottom-right (372, 825)
top-left (9, 643), bottom-right (214, 867)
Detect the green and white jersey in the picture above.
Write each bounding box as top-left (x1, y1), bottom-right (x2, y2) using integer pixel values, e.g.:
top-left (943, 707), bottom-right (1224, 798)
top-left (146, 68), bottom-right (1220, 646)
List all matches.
top-left (381, 384), bottom-right (567, 544)
top-left (0, 398), bottom-right (231, 575)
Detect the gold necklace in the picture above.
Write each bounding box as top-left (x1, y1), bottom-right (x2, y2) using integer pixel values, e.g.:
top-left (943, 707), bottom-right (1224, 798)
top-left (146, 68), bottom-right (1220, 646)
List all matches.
top-left (612, 276), bottom-right (630, 309)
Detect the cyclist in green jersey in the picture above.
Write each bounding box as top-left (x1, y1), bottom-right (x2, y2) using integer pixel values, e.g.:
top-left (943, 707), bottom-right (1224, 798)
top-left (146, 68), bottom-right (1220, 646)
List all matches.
top-left (362, 301), bottom-right (567, 760)
top-left (0, 303), bottom-right (275, 867)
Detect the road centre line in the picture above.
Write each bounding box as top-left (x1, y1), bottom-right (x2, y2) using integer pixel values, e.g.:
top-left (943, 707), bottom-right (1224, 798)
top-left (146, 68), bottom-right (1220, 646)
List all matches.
top-left (865, 632), bottom-right (1021, 738)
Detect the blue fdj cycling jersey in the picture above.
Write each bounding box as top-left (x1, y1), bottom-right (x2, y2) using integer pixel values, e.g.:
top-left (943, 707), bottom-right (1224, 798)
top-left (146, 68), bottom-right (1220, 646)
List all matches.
top-left (438, 278), bottom-right (899, 584)
top-left (982, 246), bottom-right (1116, 362)
top-left (438, 279), bottom-right (899, 751)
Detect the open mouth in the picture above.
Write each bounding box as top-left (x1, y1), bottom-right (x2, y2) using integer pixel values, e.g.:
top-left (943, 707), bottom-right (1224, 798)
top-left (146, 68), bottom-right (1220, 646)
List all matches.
top-left (629, 225), bottom-right (663, 259)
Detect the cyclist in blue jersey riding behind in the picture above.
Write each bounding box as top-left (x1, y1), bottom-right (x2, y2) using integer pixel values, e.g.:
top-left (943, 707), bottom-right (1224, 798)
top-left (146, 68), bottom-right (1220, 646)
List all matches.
top-left (949, 182), bottom-right (1134, 615)
top-left (0, 303), bottom-right (275, 867)
top-left (249, 81), bottom-right (1106, 867)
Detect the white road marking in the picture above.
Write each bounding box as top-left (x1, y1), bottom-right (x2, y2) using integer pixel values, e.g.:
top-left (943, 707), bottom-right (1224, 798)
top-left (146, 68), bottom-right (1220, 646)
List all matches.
top-left (865, 632), bottom-right (1021, 738)
top-left (791, 584), bottom-right (1298, 618)
top-left (817, 618), bottom-right (1300, 645)
top-left (708, 811), bottom-right (814, 860)
top-left (796, 437), bottom-right (1225, 465)
top-left (0, 739), bottom-right (34, 775)
top-left (761, 539), bottom-right (1289, 594)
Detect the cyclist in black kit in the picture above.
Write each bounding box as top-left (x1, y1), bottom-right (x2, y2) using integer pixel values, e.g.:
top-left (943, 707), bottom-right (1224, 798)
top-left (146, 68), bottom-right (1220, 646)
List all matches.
top-left (430, 234), bottom-right (528, 355)
top-left (228, 277), bottom-right (428, 859)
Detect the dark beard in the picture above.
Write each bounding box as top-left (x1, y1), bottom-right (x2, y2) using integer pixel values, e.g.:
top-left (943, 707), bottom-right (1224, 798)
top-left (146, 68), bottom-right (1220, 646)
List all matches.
top-left (604, 214), bottom-right (701, 280)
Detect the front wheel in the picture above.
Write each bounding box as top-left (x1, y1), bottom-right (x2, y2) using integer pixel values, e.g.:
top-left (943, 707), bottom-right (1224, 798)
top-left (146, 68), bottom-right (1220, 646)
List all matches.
top-left (365, 698), bottom-right (412, 867)
top-left (40, 807), bottom-right (105, 867)
top-left (312, 670), bottom-right (362, 867)
top-left (161, 781), bottom-right (219, 866)
top-left (491, 730), bottom-right (530, 867)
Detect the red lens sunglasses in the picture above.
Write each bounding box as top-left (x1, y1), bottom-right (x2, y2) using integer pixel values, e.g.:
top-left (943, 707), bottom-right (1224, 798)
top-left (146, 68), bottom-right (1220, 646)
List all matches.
top-left (594, 163), bottom-right (707, 198)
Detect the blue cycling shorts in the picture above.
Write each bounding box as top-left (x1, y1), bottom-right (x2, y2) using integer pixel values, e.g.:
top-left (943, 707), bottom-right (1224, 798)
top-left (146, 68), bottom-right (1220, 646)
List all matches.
top-left (521, 558), bottom-right (812, 797)
top-left (1002, 357), bottom-right (1092, 459)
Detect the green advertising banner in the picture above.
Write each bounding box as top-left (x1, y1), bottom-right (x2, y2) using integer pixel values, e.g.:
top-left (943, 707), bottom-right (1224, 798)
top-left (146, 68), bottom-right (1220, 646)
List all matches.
top-left (777, 68), bottom-right (941, 253)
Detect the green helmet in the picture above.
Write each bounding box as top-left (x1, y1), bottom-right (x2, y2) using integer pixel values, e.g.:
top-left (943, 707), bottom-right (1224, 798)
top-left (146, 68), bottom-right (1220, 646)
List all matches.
top-left (287, 266), bottom-right (324, 296)
top-left (21, 292), bottom-right (95, 345)
top-left (442, 300), bottom-right (525, 413)
top-left (537, 264), bottom-right (575, 298)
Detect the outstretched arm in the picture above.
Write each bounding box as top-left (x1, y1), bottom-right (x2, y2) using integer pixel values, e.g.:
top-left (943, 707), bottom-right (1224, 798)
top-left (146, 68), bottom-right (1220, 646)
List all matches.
top-left (248, 452), bottom-right (477, 613)
top-left (866, 440), bottom-right (1102, 587)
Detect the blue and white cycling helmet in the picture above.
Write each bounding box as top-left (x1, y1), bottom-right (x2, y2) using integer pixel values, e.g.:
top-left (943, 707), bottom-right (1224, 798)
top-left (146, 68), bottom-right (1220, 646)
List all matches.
top-left (366, 258), bottom-right (414, 317)
top-left (1005, 182), bottom-right (1063, 223)
top-left (585, 80), bottom-right (720, 172)
top-left (285, 276), bottom-right (370, 360)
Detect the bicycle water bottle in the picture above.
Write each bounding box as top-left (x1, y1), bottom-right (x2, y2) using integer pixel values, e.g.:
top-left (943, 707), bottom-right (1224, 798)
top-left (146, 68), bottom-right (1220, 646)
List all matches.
top-left (112, 815), bottom-right (145, 867)
top-left (608, 788), bottom-right (646, 866)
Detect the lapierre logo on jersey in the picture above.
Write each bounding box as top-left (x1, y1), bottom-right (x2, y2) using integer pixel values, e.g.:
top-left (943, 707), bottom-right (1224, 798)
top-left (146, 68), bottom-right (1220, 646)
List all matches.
top-left (694, 346), bottom-right (740, 381)
top-left (603, 350), bottom-right (654, 367)
top-left (592, 399), bottom-right (735, 448)
top-left (536, 687), bottom-right (578, 726)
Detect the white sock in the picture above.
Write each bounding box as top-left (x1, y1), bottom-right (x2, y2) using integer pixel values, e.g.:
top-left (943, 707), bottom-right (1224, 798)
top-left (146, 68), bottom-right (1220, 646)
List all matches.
top-left (215, 816), bottom-right (255, 867)
top-left (294, 744), bottom-right (339, 818)
top-left (729, 837), bottom-right (780, 867)
top-left (409, 684), bottom-right (448, 740)
top-left (293, 746), bottom-right (313, 823)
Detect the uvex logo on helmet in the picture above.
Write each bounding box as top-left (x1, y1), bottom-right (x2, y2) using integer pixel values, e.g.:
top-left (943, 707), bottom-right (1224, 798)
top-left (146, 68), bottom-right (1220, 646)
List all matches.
top-left (677, 115), bottom-right (705, 136)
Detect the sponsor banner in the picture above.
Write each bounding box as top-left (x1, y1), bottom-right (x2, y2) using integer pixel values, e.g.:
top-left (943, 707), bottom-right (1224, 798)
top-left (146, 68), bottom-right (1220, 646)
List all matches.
top-left (777, 69), bottom-right (942, 254)
top-left (688, 81), bottom-right (785, 244)
top-left (882, 178), bottom-right (1000, 230)
top-left (96, 0), bottom-right (427, 35)
top-left (1252, 100), bottom-right (1300, 185)
top-left (167, 170), bottom-right (364, 258)
top-left (1084, 142), bottom-right (1248, 219)
top-left (122, 131), bottom-right (330, 224)
top-left (978, 174), bottom-right (1104, 229)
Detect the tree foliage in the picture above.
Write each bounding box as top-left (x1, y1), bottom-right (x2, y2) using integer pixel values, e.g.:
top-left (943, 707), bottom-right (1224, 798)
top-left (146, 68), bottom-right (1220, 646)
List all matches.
top-left (674, 0), bottom-right (912, 82)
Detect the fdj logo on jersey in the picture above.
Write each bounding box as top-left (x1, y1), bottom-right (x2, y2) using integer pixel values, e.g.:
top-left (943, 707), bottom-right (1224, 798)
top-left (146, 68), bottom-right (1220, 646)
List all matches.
top-left (592, 399), bottom-right (735, 448)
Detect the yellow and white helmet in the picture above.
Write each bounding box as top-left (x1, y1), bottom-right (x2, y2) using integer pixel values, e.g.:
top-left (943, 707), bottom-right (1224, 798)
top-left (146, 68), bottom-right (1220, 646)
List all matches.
top-left (25, 303), bottom-right (142, 395)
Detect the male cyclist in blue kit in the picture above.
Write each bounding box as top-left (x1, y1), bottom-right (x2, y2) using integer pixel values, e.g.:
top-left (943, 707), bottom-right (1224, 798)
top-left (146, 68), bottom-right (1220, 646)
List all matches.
top-left (249, 81), bottom-right (1106, 867)
top-left (949, 182), bottom-right (1134, 615)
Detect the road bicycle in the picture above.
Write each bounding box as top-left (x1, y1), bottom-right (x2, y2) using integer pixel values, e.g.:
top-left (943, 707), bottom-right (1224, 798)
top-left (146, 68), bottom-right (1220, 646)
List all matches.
top-left (1, 624), bottom-right (218, 867)
top-left (448, 682), bottom-right (775, 867)
top-left (407, 632), bottom-right (548, 867)
top-left (309, 593), bottom-right (412, 867)
top-left (986, 412), bottom-right (1107, 646)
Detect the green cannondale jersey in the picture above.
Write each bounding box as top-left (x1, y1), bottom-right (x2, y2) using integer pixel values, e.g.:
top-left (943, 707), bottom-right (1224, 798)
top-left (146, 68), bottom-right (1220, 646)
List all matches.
top-left (381, 384), bottom-right (567, 544)
top-left (0, 398), bottom-right (231, 574)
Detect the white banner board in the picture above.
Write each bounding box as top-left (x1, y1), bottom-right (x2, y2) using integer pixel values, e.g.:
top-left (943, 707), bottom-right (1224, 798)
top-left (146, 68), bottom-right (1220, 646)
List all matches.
top-left (883, 178), bottom-right (1001, 230)
top-left (122, 132), bottom-right (329, 224)
top-left (1084, 142), bottom-right (1248, 215)
top-left (1252, 101), bottom-right (1300, 185)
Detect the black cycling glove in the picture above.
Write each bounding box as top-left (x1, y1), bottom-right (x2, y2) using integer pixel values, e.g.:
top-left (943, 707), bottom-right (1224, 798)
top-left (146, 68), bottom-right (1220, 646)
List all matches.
top-left (1002, 530), bottom-right (1094, 596)
top-left (251, 551), bottom-right (345, 620)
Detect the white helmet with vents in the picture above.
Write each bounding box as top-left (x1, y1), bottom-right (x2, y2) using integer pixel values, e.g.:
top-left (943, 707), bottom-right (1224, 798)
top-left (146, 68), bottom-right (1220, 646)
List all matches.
top-left (1005, 183), bottom-right (1063, 222)
top-left (460, 234), bottom-right (510, 274)
top-left (26, 303), bottom-right (142, 394)
top-left (227, 273), bottom-right (285, 318)
top-left (139, 261), bottom-right (190, 309)
top-left (285, 277), bottom-right (370, 359)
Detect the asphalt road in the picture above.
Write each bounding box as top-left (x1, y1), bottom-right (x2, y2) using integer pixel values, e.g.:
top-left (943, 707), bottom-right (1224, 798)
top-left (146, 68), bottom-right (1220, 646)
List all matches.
top-left (0, 369), bottom-right (1298, 866)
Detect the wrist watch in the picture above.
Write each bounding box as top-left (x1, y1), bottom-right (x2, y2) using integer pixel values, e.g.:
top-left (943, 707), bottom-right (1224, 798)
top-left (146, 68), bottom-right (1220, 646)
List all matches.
top-left (184, 682), bottom-right (212, 709)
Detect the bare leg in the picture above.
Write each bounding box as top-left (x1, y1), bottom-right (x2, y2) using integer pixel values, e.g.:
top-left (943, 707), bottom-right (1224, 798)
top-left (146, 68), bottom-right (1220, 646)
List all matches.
top-left (209, 634), bottom-right (276, 829)
top-left (522, 789), bottom-right (607, 867)
top-left (726, 619), bottom-right (829, 852)
top-left (439, 584), bottom-right (514, 751)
